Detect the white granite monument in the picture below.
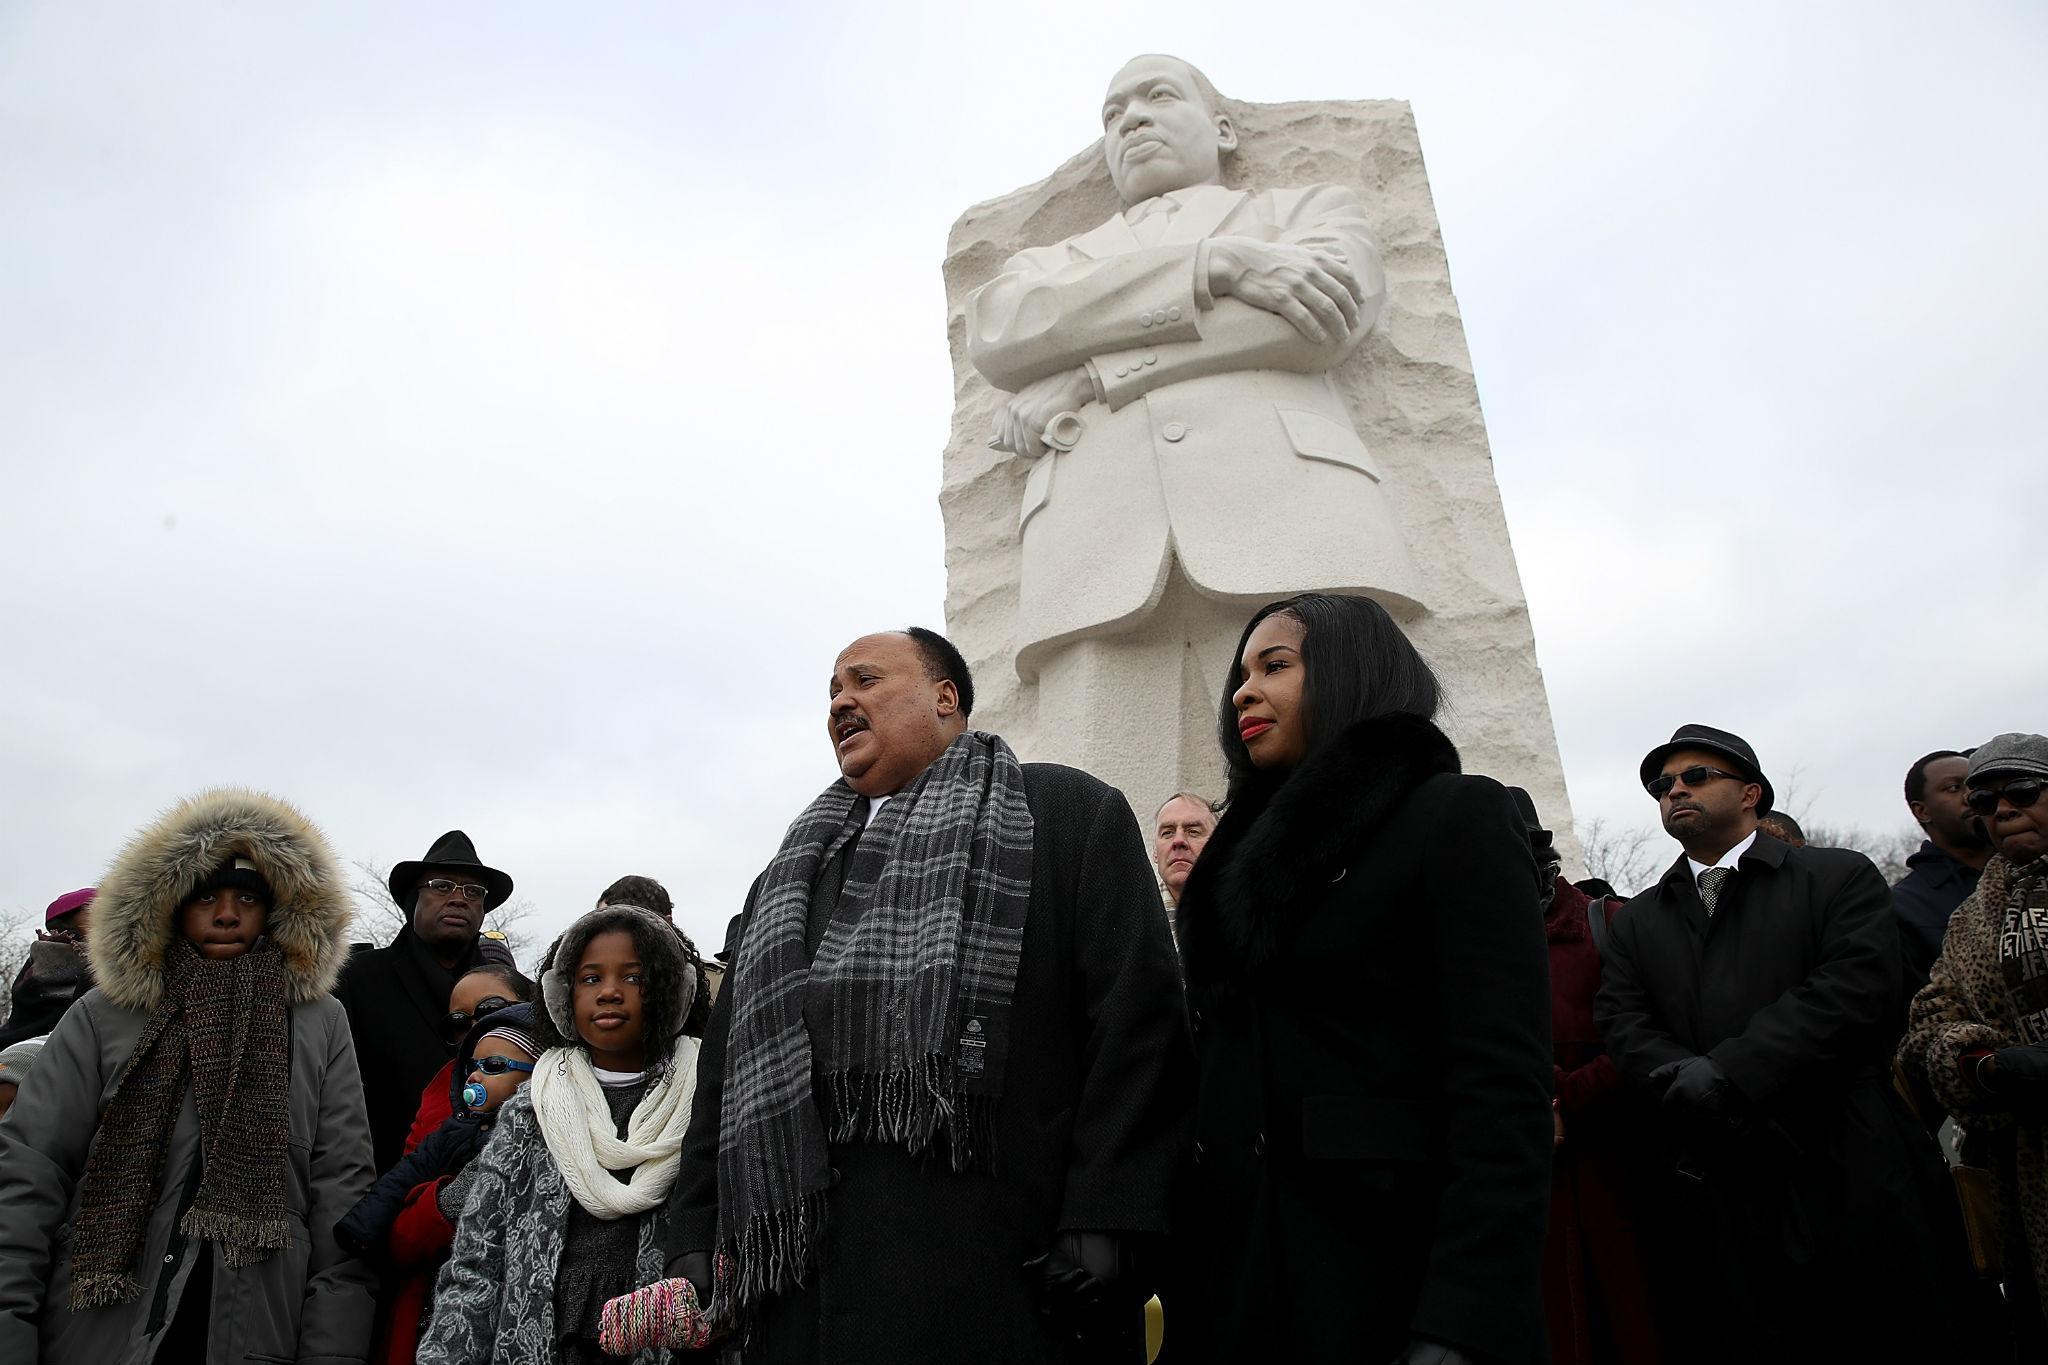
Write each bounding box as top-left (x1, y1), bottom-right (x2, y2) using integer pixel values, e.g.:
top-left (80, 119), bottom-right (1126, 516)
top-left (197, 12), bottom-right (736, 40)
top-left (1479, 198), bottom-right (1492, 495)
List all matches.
top-left (942, 55), bottom-right (1574, 845)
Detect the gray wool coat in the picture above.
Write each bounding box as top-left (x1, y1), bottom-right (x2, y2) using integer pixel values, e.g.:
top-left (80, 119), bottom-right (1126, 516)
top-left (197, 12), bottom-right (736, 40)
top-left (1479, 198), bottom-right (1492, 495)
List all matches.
top-left (0, 990), bottom-right (378, 1365)
top-left (421, 1089), bottom-right (674, 1365)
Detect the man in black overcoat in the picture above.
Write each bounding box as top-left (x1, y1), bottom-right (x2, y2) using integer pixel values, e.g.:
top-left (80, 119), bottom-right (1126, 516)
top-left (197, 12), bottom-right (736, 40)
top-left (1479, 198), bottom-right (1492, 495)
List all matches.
top-left (662, 627), bottom-right (1191, 1365)
top-left (1596, 724), bottom-right (1985, 1363)
top-left (333, 830), bottom-right (515, 1172)
top-left (1893, 748), bottom-right (1992, 996)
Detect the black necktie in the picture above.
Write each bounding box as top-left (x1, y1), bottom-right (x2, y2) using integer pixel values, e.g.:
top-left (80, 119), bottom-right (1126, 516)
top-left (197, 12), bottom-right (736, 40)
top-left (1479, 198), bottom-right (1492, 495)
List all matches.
top-left (1698, 866), bottom-right (1734, 917)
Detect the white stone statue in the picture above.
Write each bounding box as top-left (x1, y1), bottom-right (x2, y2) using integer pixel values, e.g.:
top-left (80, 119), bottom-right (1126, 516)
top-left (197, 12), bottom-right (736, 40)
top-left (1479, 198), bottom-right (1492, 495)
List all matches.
top-left (967, 54), bottom-right (1421, 687)
top-left (942, 54), bottom-right (1577, 853)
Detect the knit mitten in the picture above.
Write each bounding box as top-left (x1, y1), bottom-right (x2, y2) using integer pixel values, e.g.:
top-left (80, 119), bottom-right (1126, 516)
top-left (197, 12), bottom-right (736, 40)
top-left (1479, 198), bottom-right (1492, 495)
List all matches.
top-left (599, 1277), bottom-right (712, 1355)
top-left (435, 1166), bottom-right (478, 1225)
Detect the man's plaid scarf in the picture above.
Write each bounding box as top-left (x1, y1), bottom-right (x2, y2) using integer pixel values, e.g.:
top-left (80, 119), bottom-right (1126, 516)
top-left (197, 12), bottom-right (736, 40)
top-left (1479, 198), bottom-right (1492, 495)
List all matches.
top-left (712, 730), bottom-right (1034, 1322)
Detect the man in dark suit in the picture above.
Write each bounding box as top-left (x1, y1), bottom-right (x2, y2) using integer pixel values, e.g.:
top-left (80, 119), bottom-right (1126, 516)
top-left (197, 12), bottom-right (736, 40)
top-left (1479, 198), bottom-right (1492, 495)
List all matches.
top-left (1596, 724), bottom-right (1982, 1363)
top-left (660, 627), bottom-right (1189, 1365)
top-left (333, 830), bottom-right (513, 1173)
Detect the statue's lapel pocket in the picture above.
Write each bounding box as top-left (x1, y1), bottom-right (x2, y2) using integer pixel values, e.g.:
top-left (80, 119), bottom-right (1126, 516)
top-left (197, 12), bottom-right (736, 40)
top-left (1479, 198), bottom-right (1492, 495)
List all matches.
top-left (1278, 406), bottom-right (1383, 482)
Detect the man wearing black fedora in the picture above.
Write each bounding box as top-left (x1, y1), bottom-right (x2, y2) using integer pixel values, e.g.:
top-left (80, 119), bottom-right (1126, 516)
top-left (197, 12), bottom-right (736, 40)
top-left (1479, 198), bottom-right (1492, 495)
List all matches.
top-left (334, 830), bottom-right (516, 1173)
top-left (1595, 725), bottom-right (1986, 1362)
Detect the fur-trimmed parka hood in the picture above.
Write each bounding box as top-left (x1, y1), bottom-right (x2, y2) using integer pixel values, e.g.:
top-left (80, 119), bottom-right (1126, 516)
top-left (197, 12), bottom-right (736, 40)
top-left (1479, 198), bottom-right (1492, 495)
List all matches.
top-left (89, 788), bottom-right (352, 1012)
top-left (1178, 712), bottom-right (1460, 987)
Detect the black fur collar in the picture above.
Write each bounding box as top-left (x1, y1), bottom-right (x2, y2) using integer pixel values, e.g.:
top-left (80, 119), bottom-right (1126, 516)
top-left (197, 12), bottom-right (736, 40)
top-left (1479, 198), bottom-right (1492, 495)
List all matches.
top-left (1179, 712), bottom-right (1460, 988)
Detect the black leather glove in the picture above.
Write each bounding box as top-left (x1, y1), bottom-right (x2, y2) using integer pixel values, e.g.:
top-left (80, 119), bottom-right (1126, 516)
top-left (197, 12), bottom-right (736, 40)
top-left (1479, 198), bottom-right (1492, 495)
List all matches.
top-left (335, 1111), bottom-right (489, 1255)
top-left (1391, 1339), bottom-right (1481, 1365)
top-left (663, 1250), bottom-right (715, 1304)
top-left (412, 1110), bottom-right (490, 1179)
top-left (1650, 1055), bottom-right (1731, 1115)
top-left (1989, 1046), bottom-right (2048, 1103)
top-left (1023, 1231), bottom-right (1137, 1351)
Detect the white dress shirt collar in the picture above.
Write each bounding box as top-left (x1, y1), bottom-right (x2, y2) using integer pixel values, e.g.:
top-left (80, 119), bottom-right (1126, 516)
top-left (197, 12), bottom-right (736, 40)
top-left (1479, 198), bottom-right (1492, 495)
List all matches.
top-left (1687, 828), bottom-right (1759, 887)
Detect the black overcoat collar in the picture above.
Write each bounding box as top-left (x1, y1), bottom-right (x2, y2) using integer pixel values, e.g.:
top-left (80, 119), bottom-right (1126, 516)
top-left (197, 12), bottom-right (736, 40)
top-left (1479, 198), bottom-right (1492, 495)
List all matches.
top-left (1179, 712), bottom-right (1461, 988)
top-left (1650, 827), bottom-right (1791, 897)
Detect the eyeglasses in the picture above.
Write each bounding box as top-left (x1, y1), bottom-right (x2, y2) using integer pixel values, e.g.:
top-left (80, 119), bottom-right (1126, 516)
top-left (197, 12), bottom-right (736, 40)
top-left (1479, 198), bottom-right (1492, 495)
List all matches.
top-left (1966, 780), bottom-right (2045, 817)
top-left (445, 996), bottom-right (510, 1042)
top-left (424, 878), bottom-right (489, 902)
top-left (469, 1054), bottom-right (535, 1076)
top-left (1645, 766), bottom-right (1740, 799)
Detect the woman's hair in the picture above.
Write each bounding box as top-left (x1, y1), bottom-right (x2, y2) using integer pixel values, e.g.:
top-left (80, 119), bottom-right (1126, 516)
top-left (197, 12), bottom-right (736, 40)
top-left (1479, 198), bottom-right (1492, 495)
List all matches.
top-left (533, 906), bottom-right (697, 1072)
top-left (1216, 593), bottom-right (1440, 801)
top-left (456, 962), bottom-right (533, 1000)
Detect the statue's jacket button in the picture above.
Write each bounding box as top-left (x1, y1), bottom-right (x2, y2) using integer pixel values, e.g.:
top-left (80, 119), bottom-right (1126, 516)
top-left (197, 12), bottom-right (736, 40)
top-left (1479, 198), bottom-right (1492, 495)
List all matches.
top-left (1162, 421), bottom-right (1188, 442)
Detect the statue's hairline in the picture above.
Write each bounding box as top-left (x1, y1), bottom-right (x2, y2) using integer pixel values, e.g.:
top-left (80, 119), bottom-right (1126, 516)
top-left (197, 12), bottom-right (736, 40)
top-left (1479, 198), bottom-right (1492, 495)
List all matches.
top-left (1114, 53), bottom-right (1229, 120)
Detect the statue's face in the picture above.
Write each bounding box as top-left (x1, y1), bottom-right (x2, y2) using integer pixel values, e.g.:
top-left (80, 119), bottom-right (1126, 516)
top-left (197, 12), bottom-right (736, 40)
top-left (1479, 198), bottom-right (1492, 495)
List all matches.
top-left (1101, 56), bottom-right (1234, 206)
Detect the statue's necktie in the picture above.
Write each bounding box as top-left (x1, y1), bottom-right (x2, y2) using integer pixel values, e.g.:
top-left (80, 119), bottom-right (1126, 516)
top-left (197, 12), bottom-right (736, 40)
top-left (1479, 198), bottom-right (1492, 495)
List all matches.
top-left (1698, 866), bottom-right (1734, 917)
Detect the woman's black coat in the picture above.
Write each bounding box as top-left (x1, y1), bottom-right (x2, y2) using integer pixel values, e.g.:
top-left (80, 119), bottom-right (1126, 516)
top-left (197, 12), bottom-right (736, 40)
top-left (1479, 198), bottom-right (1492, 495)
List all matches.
top-left (1173, 714), bottom-right (1553, 1365)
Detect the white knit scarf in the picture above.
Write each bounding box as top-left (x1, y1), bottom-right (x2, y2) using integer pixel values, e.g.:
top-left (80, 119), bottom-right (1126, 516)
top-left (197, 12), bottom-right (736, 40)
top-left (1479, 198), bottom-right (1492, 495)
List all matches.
top-left (531, 1038), bottom-right (701, 1219)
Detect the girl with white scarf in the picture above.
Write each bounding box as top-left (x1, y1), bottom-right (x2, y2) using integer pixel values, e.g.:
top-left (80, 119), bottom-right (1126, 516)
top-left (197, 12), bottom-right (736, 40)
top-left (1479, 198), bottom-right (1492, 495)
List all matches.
top-left (425, 906), bottom-right (706, 1365)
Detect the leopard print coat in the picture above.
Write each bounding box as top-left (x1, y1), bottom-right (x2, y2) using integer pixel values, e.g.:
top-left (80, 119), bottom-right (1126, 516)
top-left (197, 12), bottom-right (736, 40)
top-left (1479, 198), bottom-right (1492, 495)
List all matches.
top-left (421, 1090), bottom-right (674, 1365)
top-left (1898, 853), bottom-right (2048, 1313)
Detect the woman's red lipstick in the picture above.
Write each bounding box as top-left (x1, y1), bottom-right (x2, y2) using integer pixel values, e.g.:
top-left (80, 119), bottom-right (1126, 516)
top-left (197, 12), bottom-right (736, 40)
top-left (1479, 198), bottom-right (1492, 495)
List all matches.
top-left (1239, 717), bottom-right (1274, 741)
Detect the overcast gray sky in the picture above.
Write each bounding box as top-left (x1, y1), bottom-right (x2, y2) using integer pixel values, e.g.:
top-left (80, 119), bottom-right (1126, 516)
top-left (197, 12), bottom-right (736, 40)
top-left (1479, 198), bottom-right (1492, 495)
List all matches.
top-left (3, 2), bottom-right (2043, 961)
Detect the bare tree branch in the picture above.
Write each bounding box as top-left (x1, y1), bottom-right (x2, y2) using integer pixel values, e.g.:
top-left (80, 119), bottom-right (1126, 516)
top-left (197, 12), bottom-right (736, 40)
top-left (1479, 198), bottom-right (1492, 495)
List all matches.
top-left (1573, 817), bottom-right (1663, 898)
top-left (1798, 823), bottom-right (1920, 884)
top-left (0, 905), bottom-right (38, 1027)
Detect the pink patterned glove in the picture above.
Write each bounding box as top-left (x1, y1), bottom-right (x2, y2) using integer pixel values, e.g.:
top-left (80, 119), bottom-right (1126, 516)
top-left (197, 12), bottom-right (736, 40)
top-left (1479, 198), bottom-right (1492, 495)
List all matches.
top-left (599, 1276), bottom-right (713, 1355)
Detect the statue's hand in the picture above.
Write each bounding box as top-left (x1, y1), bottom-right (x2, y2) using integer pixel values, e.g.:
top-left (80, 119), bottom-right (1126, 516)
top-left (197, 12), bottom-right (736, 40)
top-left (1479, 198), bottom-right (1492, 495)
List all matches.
top-left (991, 366), bottom-right (1095, 459)
top-left (1208, 236), bottom-right (1363, 343)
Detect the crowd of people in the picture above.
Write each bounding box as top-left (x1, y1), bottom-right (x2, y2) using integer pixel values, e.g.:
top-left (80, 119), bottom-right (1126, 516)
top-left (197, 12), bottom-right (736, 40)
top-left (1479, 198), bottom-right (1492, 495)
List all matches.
top-left (0, 593), bottom-right (2040, 1365)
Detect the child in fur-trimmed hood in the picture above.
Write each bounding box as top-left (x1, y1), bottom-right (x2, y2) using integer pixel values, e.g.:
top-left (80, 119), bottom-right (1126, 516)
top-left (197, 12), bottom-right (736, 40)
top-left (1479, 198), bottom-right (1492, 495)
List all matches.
top-left (0, 788), bottom-right (377, 1365)
top-left (423, 904), bottom-right (704, 1365)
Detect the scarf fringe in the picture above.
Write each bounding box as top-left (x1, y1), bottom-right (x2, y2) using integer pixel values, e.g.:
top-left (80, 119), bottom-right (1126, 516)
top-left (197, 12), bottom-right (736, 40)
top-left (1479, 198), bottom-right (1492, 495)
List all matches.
top-left (68, 1271), bottom-right (142, 1311)
top-left (821, 1059), bottom-right (999, 1173)
top-left (180, 1206), bottom-right (293, 1265)
top-left (711, 1189), bottom-right (829, 1326)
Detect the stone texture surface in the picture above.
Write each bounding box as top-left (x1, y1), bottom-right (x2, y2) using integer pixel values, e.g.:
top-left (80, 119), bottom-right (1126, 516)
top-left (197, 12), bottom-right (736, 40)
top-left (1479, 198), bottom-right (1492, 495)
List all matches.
top-left (940, 96), bottom-right (1577, 851)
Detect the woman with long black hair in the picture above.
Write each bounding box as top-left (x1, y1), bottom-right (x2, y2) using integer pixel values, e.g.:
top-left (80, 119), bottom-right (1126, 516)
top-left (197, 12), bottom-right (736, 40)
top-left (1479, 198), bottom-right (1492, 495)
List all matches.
top-left (1171, 593), bottom-right (1553, 1365)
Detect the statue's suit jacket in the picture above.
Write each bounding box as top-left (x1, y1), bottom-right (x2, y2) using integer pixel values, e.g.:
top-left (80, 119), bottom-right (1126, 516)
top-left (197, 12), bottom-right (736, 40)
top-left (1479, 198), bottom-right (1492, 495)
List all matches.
top-left (967, 182), bottom-right (1422, 673)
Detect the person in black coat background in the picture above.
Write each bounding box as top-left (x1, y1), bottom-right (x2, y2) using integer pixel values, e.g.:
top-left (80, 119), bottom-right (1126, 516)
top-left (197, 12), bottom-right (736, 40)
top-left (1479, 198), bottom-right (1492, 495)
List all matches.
top-left (1595, 724), bottom-right (1991, 1364)
top-left (1171, 593), bottom-right (1552, 1365)
top-left (334, 830), bottom-right (516, 1173)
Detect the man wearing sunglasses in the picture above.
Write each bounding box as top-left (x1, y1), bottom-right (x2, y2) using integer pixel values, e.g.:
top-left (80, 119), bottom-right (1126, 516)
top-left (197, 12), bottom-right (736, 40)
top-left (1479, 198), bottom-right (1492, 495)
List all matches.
top-left (335, 829), bottom-right (518, 1173)
top-left (1596, 724), bottom-right (1981, 1361)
